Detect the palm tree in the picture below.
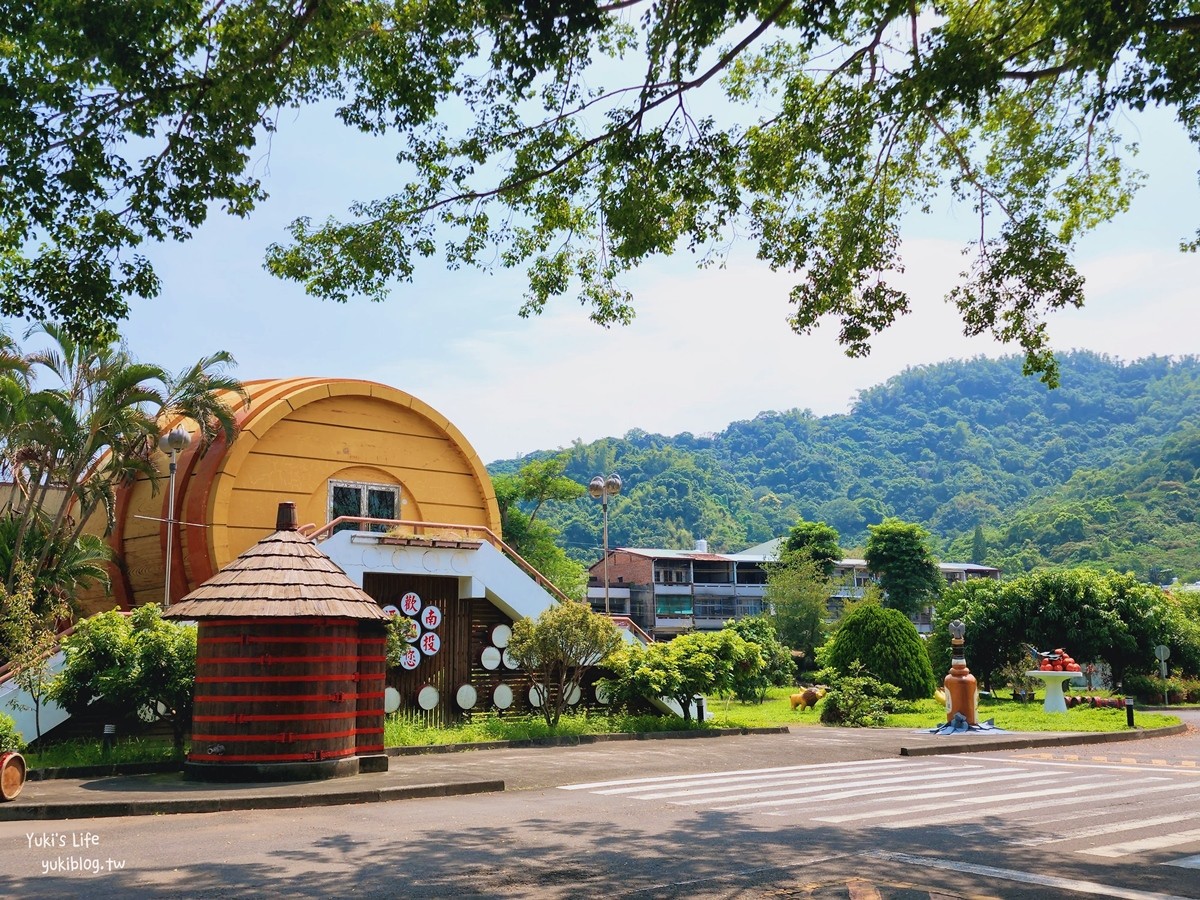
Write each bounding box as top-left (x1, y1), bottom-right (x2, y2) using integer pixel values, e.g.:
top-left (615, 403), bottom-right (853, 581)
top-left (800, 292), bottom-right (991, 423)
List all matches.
top-left (160, 350), bottom-right (247, 448)
top-left (0, 515), bottom-right (108, 617)
top-left (0, 325), bottom-right (247, 605)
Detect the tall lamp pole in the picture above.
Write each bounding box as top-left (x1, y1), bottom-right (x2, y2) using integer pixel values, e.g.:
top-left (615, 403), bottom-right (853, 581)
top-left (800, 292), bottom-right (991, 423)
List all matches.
top-left (588, 473), bottom-right (622, 615)
top-left (159, 427), bottom-right (191, 608)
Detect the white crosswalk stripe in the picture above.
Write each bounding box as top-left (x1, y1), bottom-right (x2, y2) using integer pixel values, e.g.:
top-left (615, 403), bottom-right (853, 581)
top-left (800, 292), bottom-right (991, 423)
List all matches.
top-left (557, 755), bottom-right (917, 793)
top-left (559, 755), bottom-right (1200, 868)
top-left (818, 774), bottom-right (1166, 824)
top-left (563, 758), bottom-right (1173, 816)
top-left (1024, 811), bottom-right (1200, 846)
top-left (1079, 827), bottom-right (1200, 857)
top-left (710, 767), bottom-right (1057, 812)
top-left (879, 781), bottom-right (1191, 828)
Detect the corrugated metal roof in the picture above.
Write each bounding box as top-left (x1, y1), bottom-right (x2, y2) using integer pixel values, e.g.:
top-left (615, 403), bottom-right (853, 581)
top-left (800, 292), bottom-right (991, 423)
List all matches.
top-left (163, 528), bottom-right (388, 621)
top-left (612, 547), bottom-right (741, 562)
top-left (610, 547), bottom-right (693, 560)
top-left (734, 538), bottom-right (782, 558)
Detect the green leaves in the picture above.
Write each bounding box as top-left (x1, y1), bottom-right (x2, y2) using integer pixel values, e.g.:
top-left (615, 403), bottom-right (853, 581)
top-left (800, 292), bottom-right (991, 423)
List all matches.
top-left (6, 0), bottom-right (1196, 368)
top-left (0, 324), bottom-right (244, 606)
top-left (931, 568), bottom-right (1200, 690)
top-left (781, 519), bottom-right (841, 575)
top-left (493, 455), bottom-right (588, 600)
top-left (603, 627), bottom-right (763, 722)
top-left (507, 599), bottom-right (622, 728)
top-left (47, 604), bottom-right (196, 749)
top-left (865, 517), bottom-right (944, 616)
top-left (820, 603), bottom-right (935, 701)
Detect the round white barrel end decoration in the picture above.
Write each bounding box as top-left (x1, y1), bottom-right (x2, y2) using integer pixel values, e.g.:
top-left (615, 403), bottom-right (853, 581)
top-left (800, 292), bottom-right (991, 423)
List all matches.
top-left (493, 683), bottom-right (514, 709)
top-left (491, 624), bottom-right (512, 648)
top-left (384, 686), bottom-right (401, 714)
top-left (398, 645), bottom-right (421, 670)
top-left (502, 648), bottom-right (518, 670)
top-left (399, 591), bottom-right (423, 616)
top-left (361, 546), bottom-right (386, 570)
top-left (528, 684), bottom-right (546, 707)
top-left (416, 684), bottom-right (439, 711)
top-left (565, 684), bottom-right (582, 706)
top-left (481, 646), bottom-right (501, 670)
top-left (420, 605), bottom-right (442, 630)
top-left (456, 684), bottom-right (478, 709)
top-left (595, 683), bottom-right (610, 705)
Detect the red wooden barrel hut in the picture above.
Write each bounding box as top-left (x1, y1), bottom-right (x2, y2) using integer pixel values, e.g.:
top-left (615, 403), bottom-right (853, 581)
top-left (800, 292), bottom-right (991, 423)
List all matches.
top-left (164, 502), bottom-right (389, 781)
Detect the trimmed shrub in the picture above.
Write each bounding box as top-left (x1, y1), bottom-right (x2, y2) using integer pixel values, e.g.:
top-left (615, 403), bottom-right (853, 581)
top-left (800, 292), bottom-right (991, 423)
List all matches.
top-left (0, 712), bottom-right (24, 754)
top-left (1123, 673), bottom-right (1200, 704)
top-left (820, 603), bottom-right (936, 700)
top-left (817, 662), bottom-right (900, 727)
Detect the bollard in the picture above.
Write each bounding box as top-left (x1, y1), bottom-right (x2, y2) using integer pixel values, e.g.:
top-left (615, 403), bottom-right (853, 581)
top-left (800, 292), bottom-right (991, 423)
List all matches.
top-left (694, 695), bottom-right (706, 722)
top-left (1125, 697), bottom-right (1135, 728)
top-left (102, 724), bottom-right (116, 755)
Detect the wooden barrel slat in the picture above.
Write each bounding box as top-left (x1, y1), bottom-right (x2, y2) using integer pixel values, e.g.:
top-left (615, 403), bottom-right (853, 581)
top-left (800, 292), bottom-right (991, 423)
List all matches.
top-left (356, 626), bottom-right (387, 754)
top-left (194, 696), bottom-right (384, 710)
top-left (196, 673), bottom-right (374, 684)
top-left (188, 617), bottom-right (385, 767)
top-left (194, 709), bottom-right (383, 723)
top-left (199, 635), bottom-right (385, 646)
top-left (188, 746), bottom-right (361, 763)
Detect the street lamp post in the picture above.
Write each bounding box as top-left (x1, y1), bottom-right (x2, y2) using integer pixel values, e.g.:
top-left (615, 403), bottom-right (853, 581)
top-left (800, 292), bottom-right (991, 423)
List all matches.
top-left (159, 427), bottom-right (191, 608)
top-left (588, 473), bottom-right (622, 615)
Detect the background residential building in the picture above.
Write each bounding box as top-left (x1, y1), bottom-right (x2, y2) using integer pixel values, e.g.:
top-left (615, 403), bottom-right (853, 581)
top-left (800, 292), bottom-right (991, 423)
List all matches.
top-left (587, 538), bottom-right (999, 639)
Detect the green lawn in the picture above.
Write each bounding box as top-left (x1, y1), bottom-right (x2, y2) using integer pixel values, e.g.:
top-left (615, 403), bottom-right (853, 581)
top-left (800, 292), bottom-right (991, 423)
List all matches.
top-left (707, 687), bottom-right (1181, 732)
top-left (23, 736), bottom-right (183, 771)
top-left (383, 711), bottom-right (695, 746)
top-left (883, 696), bottom-right (1180, 732)
top-left (23, 688), bottom-right (1180, 770)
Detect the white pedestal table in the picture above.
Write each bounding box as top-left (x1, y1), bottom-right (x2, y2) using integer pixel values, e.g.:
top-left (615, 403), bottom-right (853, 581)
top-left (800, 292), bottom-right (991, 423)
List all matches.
top-left (1025, 670), bottom-right (1078, 713)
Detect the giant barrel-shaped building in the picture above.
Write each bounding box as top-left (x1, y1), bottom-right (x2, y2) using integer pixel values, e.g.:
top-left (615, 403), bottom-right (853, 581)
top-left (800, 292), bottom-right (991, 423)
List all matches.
top-left (83, 378), bottom-right (502, 616)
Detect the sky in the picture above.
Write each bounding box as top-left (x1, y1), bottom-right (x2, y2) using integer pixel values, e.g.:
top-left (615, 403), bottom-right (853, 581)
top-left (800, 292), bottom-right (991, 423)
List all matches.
top-left (11, 98), bottom-right (1200, 465)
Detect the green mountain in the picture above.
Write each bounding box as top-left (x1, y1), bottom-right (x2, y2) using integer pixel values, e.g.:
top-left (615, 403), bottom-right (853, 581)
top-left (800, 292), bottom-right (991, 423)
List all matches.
top-left (489, 352), bottom-right (1200, 580)
top-left (948, 427), bottom-right (1200, 581)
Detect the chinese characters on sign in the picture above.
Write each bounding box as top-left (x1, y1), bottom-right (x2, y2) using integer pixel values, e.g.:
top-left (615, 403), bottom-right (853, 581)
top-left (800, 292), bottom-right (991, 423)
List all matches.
top-left (399, 591), bottom-right (422, 616)
top-left (398, 646), bottom-right (420, 670)
top-left (420, 631), bottom-right (441, 656)
top-left (391, 594), bottom-right (444, 665)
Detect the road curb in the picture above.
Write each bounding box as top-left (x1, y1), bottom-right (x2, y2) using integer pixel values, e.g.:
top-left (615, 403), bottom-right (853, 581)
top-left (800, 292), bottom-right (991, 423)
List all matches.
top-left (28, 761), bottom-right (183, 782)
top-left (0, 779), bottom-right (504, 822)
top-left (8, 722), bottom-right (1183, 820)
top-left (899, 722), bottom-right (1189, 756)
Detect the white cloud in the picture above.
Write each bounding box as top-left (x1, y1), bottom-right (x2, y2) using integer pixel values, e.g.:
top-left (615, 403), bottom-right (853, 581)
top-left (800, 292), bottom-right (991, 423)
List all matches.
top-left (388, 238), bottom-right (1200, 463)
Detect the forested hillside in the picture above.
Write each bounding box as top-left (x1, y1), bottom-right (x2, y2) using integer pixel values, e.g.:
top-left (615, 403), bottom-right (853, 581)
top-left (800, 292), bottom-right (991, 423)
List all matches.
top-left (946, 427), bottom-right (1200, 582)
top-left (490, 353), bottom-right (1200, 580)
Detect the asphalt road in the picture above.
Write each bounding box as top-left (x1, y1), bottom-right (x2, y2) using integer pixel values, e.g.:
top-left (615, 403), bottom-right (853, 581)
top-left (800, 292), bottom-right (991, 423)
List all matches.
top-left (2, 713), bottom-right (1198, 899)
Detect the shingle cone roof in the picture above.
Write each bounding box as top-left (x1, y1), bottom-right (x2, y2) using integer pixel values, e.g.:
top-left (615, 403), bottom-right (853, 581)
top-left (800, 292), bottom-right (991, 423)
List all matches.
top-left (162, 503), bottom-right (388, 621)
